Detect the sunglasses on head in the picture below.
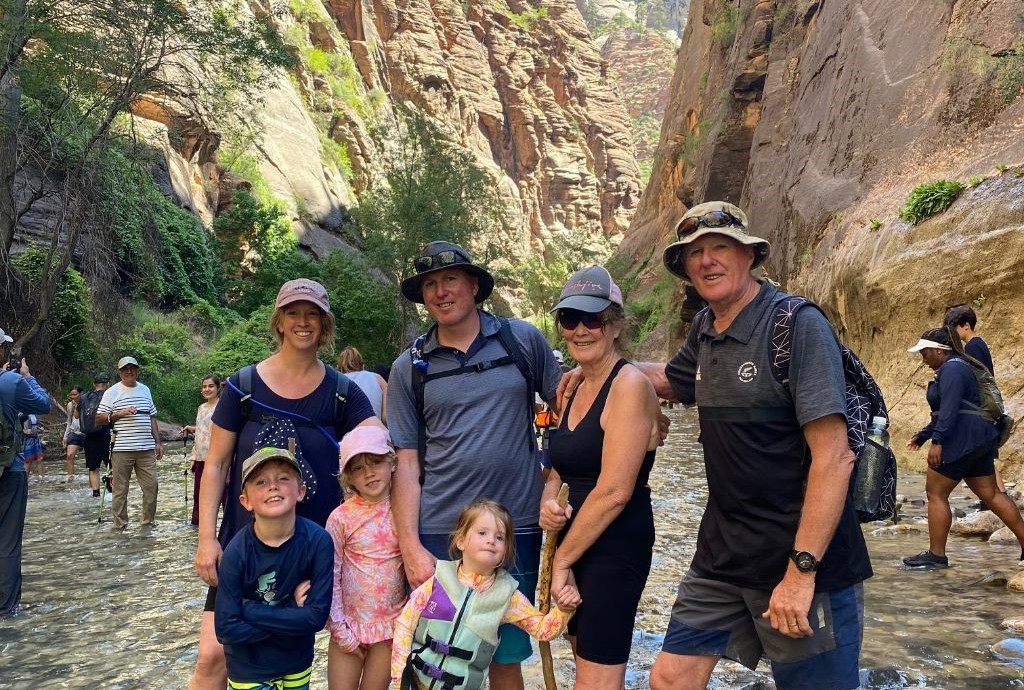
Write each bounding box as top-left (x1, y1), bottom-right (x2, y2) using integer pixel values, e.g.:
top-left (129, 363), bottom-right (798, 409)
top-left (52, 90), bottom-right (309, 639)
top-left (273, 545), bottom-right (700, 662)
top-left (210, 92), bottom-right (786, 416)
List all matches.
top-left (676, 209), bottom-right (745, 240)
top-left (414, 249), bottom-right (468, 273)
top-left (557, 309), bottom-right (604, 331)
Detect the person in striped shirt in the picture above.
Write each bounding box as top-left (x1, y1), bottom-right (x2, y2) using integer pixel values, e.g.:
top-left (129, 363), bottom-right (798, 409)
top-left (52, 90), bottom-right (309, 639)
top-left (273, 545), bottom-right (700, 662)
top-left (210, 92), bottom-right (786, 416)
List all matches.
top-left (96, 356), bottom-right (162, 529)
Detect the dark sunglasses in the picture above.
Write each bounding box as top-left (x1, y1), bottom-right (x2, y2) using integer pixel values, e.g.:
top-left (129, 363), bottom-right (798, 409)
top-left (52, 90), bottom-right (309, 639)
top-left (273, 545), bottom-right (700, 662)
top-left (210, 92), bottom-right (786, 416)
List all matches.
top-left (414, 249), bottom-right (468, 274)
top-left (676, 209), bottom-right (745, 239)
top-left (558, 309), bottom-right (604, 331)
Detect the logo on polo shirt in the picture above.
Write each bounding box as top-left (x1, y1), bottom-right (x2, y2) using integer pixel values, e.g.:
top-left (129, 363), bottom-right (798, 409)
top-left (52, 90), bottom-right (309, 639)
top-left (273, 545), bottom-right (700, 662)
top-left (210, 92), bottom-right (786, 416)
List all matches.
top-left (738, 362), bottom-right (757, 383)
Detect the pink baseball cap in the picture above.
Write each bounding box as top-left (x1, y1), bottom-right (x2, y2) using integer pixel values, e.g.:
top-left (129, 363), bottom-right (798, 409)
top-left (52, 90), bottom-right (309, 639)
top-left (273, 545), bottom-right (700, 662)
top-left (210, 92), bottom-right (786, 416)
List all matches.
top-left (276, 279), bottom-right (330, 312)
top-left (339, 426), bottom-right (393, 473)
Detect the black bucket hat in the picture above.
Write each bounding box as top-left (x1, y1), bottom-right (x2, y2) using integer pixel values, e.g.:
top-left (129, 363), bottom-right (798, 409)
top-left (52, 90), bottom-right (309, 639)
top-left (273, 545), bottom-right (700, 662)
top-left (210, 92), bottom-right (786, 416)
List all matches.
top-left (400, 241), bottom-right (495, 305)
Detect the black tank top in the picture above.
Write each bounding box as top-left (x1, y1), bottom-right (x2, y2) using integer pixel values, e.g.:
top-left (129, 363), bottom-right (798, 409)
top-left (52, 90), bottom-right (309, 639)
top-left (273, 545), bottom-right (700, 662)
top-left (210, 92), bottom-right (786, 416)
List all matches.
top-left (550, 359), bottom-right (656, 522)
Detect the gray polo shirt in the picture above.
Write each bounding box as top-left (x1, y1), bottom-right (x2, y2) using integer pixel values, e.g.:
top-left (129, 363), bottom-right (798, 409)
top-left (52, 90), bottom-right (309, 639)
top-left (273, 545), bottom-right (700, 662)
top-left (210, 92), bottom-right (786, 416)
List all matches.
top-left (388, 310), bottom-right (561, 532)
top-left (666, 282), bottom-right (872, 590)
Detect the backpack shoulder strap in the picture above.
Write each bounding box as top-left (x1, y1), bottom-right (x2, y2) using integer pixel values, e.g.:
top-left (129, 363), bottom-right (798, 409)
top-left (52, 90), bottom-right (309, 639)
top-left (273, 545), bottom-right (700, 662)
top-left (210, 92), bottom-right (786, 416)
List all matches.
top-left (237, 364), bottom-right (256, 421)
top-left (494, 317), bottom-right (537, 454)
top-left (769, 295), bottom-right (815, 387)
top-left (329, 365), bottom-right (350, 431)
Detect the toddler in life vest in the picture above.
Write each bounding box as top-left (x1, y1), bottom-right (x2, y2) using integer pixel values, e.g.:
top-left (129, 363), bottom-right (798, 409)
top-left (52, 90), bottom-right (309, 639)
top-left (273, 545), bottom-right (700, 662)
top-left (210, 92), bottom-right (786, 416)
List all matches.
top-left (326, 426), bottom-right (407, 690)
top-left (391, 498), bottom-right (582, 690)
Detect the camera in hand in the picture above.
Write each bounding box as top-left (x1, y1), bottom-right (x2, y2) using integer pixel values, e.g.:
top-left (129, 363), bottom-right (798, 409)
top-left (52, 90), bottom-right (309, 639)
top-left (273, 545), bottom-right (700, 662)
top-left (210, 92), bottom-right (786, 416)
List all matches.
top-left (7, 347), bottom-right (22, 371)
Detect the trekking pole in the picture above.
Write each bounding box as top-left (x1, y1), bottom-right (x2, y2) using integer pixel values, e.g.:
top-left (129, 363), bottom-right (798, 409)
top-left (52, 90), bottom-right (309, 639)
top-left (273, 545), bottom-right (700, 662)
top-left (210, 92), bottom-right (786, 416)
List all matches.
top-left (98, 431), bottom-right (116, 524)
top-left (538, 482), bottom-right (569, 690)
top-left (183, 430), bottom-right (191, 520)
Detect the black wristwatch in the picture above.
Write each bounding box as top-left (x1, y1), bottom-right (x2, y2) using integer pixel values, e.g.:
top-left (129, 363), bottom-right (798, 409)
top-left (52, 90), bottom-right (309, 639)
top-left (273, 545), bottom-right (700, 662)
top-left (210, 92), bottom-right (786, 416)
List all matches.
top-left (790, 550), bottom-right (820, 573)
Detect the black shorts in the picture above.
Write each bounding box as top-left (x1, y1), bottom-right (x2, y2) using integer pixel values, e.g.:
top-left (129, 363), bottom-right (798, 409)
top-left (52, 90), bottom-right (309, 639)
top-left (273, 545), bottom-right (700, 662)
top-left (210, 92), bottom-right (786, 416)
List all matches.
top-left (204, 585), bottom-right (218, 612)
top-left (935, 442), bottom-right (996, 481)
top-left (82, 431), bottom-right (111, 470)
top-left (66, 432), bottom-right (86, 447)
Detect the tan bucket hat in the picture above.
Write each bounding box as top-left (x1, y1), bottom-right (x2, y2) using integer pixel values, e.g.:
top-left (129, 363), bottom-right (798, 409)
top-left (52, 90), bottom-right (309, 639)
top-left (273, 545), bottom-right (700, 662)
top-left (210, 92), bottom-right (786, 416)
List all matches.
top-left (662, 201), bottom-right (771, 280)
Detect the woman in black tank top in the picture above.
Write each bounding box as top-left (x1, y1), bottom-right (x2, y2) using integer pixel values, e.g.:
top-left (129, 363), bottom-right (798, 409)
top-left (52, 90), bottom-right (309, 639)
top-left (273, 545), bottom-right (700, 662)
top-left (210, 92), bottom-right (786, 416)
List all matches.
top-left (541, 266), bottom-right (661, 688)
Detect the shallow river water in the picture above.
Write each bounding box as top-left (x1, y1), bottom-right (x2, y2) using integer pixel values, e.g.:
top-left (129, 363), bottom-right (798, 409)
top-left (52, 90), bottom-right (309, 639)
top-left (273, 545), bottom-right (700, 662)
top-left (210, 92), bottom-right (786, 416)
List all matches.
top-left (2, 407), bottom-right (1023, 689)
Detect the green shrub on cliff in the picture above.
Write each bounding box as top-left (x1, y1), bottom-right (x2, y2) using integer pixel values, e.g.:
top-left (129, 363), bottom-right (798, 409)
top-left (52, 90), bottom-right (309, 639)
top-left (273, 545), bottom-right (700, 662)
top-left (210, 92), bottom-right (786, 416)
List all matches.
top-left (899, 180), bottom-right (965, 225)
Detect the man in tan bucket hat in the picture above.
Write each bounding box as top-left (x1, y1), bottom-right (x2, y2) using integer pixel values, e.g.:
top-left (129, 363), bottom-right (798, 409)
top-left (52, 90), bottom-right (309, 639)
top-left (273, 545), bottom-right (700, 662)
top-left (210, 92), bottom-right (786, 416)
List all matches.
top-left (617, 201), bottom-right (871, 690)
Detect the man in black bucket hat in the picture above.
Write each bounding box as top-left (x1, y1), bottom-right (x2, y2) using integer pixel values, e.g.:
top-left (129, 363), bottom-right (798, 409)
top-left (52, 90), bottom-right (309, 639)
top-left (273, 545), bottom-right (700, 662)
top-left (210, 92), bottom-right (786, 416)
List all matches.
top-left (389, 240), bottom-right (562, 690)
top-left (578, 201), bottom-right (872, 690)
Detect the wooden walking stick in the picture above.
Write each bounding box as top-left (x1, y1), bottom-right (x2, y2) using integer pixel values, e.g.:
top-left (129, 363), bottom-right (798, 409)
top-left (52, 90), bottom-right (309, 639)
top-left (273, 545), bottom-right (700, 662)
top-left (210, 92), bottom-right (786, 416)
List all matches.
top-left (538, 482), bottom-right (569, 690)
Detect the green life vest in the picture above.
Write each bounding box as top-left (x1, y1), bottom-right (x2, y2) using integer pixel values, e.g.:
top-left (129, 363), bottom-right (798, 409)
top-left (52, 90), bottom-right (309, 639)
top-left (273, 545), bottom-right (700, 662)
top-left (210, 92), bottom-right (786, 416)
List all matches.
top-left (407, 560), bottom-right (518, 690)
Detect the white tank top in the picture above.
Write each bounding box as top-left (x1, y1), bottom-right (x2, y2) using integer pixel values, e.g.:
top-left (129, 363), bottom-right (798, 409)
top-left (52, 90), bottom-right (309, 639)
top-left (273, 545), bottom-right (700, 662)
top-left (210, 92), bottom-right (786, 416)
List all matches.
top-left (345, 370), bottom-right (383, 419)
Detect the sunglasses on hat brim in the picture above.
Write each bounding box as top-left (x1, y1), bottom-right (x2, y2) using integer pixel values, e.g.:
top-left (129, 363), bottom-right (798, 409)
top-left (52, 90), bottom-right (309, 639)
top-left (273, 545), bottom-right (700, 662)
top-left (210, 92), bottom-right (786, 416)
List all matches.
top-left (676, 209), bottom-right (746, 240)
top-left (414, 248), bottom-right (470, 274)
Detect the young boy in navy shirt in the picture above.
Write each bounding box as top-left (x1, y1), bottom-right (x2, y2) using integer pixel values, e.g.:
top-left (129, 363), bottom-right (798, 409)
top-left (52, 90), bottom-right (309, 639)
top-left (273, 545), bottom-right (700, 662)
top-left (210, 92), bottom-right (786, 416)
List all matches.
top-left (215, 447), bottom-right (334, 689)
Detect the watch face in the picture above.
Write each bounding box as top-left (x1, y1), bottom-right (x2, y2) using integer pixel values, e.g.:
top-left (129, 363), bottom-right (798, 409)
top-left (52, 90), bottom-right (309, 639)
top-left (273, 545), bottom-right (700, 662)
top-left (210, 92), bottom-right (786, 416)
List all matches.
top-left (795, 552), bottom-right (816, 571)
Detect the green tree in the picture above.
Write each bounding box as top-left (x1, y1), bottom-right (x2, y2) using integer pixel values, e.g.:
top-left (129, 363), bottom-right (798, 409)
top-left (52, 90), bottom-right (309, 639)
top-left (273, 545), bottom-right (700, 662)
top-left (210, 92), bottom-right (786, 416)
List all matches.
top-left (0, 0), bottom-right (289, 353)
top-left (320, 249), bottom-right (400, 367)
top-left (353, 111), bottom-right (511, 346)
top-left (213, 187), bottom-right (317, 316)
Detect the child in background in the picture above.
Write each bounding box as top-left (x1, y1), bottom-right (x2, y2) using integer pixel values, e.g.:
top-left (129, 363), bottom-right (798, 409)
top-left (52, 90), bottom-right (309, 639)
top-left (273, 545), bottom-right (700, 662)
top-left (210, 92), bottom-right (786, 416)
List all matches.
top-left (326, 426), bottom-right (406, 690)
top-left (20, 414), bottom-right (43, 478)
top-left (214, 447), bottom-right (334, 690)
top-left (391, 498), bottom-right (581, 690)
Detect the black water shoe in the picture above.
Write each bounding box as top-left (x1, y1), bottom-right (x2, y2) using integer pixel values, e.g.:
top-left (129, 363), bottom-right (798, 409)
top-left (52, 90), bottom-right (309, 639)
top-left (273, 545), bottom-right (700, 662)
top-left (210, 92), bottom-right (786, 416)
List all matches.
top-left (903, 551), bottom-right (949, 568)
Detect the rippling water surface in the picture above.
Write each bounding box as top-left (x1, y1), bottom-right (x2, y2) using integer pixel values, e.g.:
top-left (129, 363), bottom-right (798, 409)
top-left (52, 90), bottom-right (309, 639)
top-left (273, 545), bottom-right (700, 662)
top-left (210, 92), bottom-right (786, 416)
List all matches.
top-left (3, 408), bottom-right (1023, 689)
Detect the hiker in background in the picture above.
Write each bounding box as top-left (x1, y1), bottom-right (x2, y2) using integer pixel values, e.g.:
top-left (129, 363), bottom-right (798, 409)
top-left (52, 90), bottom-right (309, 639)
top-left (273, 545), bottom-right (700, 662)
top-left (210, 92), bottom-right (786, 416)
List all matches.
top-left (63, 386), bottom-right (86, 483)
top-left (943, 303), bottom-right (1006, 495)
top-left (20, 414), bottom-right (43, 478)
top-left (570, 202), bottom-right (871, 690)
top-left (180, 374), bottom-right (223, 527)
top-left (79, 372), bottom-right (112, 498)
top-left (388, 241), bottom-right (562, 690)
top-left (0, 342), bottom-right (51, 616)
top-left (337, 346), bottom-right (388, 424)
top-left (96, 356), bottom-right (161, 529)
top-left (903, 328), bottom-right (1024, 568)
top-left (541, 266), bottom-right (660, 689)
top-left (190, 279), bottom-right (380, 690)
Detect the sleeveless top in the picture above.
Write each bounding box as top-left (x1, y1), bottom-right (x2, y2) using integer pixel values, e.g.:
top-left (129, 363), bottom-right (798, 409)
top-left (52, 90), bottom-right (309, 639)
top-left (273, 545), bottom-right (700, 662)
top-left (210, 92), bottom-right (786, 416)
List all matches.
top-left (345, 370), bottom-right (383, 419)
top-left (550, 359), bottom-right (655, 531)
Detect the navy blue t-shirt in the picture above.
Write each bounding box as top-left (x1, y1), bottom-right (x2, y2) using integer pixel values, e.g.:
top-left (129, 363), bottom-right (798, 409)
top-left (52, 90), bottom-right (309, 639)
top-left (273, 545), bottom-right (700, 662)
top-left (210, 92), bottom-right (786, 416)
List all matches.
top-left (965, 337), bottom-right (994, 376)
top-left (215, 517), bottom-right (334, 682)
top-left (213, 365), bottom-right (375, 547)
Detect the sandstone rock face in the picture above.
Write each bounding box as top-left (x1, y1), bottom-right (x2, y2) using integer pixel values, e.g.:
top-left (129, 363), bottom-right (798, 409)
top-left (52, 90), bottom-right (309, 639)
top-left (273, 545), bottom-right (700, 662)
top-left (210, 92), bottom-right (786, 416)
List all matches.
top-left (52, 0), bottom-right (640, 264)
top-left (328, 0), bottom-right (641, 252)
top-left (620, 0), bottom-right (1024, 473)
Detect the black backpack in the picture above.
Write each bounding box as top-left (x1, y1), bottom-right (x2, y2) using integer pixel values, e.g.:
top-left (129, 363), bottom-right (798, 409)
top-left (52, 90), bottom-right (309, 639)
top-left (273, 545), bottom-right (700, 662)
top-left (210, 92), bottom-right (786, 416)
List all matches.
top-left (767, 296), bottom-right (898, 523)
top-left (410, 317), bottom-right (535, 483)
top-left (78, 390), bottom-right (105, 435)
top-left (0, 411), bottom-right (21, 469)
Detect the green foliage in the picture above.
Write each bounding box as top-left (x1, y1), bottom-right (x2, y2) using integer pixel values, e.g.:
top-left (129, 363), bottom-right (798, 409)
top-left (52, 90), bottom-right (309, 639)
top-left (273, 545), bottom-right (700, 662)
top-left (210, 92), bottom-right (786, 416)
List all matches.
top-left (320, 251), bottom-right (400, 367)
top-left (628, 271), bottom-right (677, 347)
top-left (198, 305), bottom-right (278, 377)
top-left (996, 163), bottom-right (1008, 173)
top-left (592, 12), bottom-right (644, 38)
top-left (214, 187), bottom-right (313, 316)
top-left (516, 255), bottom-right (572, 341)
top-left (320, 132), bottom-right (354, 180)
top-left (867, 218), bottom-right (882, 231)
top-left (899, 179), bottom-right (965, 225)
top-left (993, 40), bottom-right (1024, 103)
top-left (98, 144), bottom-right (219, 308)
top-left (508, 6), bottom-right (549, 31)
top-left (711, 1), bottom-right (740, 48)
top-left (118, 315), bottom-right (200, 423)
top-left (306, 47), bottom-right (331, 75)
top-left (11, 248), bottom-right (98, 372)
top-left (353, 111), bottom-right (511, 345)
top-left (967, 176), bottom-right (985, 188)
top-left (678, 119), bottom-right (710, 167)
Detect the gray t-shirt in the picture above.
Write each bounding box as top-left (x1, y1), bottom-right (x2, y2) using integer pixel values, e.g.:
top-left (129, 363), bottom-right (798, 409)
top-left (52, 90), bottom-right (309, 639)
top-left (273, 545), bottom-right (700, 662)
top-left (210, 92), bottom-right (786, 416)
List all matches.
top-left (388, 311), bottom-right (561, 532)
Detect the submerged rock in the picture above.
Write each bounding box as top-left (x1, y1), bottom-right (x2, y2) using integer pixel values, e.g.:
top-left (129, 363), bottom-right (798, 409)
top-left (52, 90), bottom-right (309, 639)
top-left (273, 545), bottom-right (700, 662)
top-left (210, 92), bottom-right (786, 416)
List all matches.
top-left (870, 523), bottom-right (922, 537)
top-left (1002, 618), bottom-right (1024, 634)
top-left (950, 511), bottom-right (1004, 536)
top-left (989, 526), bottom-right (1017, 543)
top-left (991, 638), bottom-right (1024, 666)
top-left (1009, 570), bottom-right (1024, 592)
top-left (859, 666), bottom-right (906, 689)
